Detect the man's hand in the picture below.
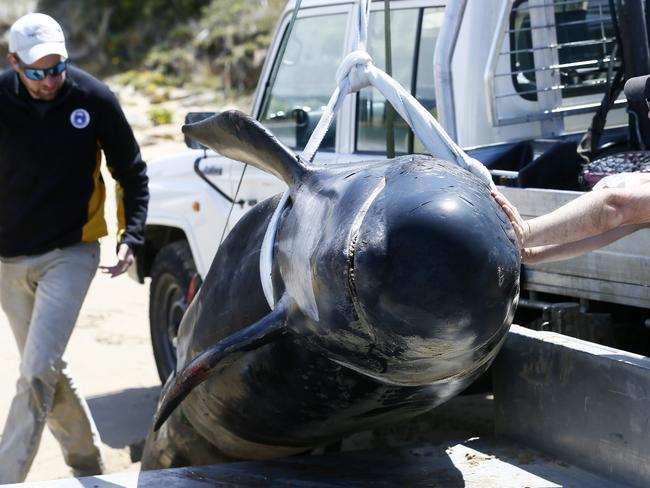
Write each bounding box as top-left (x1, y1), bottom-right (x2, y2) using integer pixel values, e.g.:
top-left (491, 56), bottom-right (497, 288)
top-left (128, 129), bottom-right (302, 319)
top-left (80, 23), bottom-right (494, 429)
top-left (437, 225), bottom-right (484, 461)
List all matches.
top-left (99, 243), bottom-right (134, 278)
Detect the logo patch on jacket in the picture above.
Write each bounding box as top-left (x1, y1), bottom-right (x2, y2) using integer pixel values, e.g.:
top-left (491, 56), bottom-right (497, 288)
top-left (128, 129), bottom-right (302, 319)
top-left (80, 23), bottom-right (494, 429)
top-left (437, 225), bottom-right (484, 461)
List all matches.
top-left (70, 109), bottom-right (90, 129)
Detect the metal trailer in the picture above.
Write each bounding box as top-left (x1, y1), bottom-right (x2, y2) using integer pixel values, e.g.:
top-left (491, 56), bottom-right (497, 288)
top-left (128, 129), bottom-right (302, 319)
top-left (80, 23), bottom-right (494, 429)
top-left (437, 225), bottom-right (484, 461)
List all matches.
top-left (18, 325), bottom-right (650, 487)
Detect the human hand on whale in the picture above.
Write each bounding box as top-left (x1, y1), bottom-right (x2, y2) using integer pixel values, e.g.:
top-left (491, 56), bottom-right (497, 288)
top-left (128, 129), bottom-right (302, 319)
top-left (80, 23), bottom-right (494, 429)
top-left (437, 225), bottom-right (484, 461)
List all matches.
top-left (491, 187), bottom-right (649, 264)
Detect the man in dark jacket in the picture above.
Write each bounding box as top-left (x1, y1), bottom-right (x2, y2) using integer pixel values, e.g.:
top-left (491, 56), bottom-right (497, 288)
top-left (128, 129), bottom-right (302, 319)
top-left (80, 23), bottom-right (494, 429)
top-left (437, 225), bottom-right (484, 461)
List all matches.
top-left (0, 13), bottom-right (149, 482)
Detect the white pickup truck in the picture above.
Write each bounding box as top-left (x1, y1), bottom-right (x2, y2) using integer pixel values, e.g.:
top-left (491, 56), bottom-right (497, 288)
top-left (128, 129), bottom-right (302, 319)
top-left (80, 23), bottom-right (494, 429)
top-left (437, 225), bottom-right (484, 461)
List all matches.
top-left (134, 0), bottom-right (649, 382)
top-left (117, 1), bottom-right (650, 486)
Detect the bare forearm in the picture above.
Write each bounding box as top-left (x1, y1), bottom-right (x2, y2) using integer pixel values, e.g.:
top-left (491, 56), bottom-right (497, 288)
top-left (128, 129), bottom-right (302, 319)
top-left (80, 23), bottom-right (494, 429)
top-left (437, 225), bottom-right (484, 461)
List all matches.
top-left (524, 190), bottom-right (620, 248)
top-left (523, 224), bottom-right (644, 264)
top-left (492, 185), bottom-right (650, 261)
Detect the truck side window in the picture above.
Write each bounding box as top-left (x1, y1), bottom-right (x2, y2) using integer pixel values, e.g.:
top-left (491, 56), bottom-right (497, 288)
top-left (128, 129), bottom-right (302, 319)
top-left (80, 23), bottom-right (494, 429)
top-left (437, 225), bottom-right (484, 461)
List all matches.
top-left (413, 9), bottom-right (445, 155)
top-left (356, 8), bottom-right (444, 154)
top-left (509, 0), bottom-right (618, 101)
top-left (259, 14), bottom-right (346, 151)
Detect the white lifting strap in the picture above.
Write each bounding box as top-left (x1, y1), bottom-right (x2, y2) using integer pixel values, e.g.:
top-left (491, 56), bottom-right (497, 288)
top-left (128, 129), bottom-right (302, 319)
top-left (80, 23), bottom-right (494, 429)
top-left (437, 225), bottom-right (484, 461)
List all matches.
top-left (302, 0), bottom-right (494, 186)
top-left (260, 190), bottom-right (289, 308)
top-left (260, 0), bottom-right (493, 309)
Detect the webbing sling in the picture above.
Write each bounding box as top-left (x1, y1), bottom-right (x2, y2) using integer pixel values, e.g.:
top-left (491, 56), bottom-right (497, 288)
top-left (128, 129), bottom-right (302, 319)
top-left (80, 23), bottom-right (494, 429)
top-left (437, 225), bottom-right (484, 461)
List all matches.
top-left (260, 0), bottom-right (494, 309)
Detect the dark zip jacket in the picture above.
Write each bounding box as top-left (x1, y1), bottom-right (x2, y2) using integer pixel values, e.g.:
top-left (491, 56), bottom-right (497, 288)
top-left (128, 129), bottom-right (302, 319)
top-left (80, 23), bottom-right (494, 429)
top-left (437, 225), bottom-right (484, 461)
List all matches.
top-left (0, 65), bottom-right (149, 257)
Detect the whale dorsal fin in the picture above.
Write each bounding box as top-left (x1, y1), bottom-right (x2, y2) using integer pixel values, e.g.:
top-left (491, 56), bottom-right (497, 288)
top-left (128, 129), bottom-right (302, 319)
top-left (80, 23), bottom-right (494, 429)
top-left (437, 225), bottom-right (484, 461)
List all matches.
top-left (183, 110), bottom-right (307, 186)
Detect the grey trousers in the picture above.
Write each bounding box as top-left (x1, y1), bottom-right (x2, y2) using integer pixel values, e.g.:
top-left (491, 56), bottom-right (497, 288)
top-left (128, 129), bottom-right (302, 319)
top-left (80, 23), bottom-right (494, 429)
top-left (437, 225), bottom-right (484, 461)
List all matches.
top-left (0, 242), bottom-right (104, 483)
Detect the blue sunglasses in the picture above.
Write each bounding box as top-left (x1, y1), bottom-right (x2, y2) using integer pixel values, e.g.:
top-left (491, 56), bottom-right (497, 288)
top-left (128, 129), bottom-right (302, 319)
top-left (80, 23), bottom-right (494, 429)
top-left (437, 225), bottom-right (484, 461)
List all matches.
top-left (21, 61), bottom-right (67, 81)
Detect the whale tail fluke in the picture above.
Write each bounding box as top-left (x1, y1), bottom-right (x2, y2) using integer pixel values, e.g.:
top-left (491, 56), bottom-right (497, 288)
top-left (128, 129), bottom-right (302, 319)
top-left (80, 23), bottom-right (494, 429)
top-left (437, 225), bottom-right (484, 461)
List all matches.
top-left (153, 296), bottom-right (290, 431)
top-left (182, 110), bottom-right (308, 186)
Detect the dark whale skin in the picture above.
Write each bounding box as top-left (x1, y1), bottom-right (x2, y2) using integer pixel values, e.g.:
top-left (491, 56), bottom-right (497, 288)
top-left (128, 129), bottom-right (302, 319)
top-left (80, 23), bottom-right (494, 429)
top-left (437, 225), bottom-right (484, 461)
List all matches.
top-left (151, 111), bottom-right (520, 461)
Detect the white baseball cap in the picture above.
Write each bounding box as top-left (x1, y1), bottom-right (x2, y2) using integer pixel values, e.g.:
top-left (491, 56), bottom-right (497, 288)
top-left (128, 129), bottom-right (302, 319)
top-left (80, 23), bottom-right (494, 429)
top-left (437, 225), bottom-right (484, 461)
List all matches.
top-left (9, 13), bottom-right (68, 65)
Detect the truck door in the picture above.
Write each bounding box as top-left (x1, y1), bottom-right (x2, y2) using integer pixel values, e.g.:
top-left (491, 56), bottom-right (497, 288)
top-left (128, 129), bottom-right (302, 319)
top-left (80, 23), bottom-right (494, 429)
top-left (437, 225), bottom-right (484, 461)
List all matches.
top-left (253, 3), bottom-right (351, 164)
top-left (354, 5), bottom-right (447, 157)
top-left (219, 4), bottom-right (352, 238)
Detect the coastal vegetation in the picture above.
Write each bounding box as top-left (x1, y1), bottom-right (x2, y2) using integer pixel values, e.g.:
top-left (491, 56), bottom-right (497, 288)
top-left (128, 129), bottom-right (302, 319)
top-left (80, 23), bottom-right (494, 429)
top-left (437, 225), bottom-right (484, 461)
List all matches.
top-left (2, 0), bottom-right (285, 97)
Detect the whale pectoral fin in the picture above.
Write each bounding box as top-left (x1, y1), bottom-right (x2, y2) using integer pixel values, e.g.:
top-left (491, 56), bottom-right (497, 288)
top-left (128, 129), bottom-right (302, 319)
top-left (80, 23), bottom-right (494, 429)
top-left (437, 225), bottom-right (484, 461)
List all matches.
top-left (153, 297), bottom-right (290, 431)
top-left (182, 110), bottom-right (308, 186)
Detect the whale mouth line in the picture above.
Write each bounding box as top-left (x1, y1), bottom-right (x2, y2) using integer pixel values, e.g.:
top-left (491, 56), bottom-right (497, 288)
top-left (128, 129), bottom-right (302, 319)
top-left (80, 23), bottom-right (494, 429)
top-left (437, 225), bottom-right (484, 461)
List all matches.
top-left (347, 231), bottom-right (360, 318)
top-left (346, 177), bottom-right (386, 324)
top-left (329, 331), bottom-right (506, 387)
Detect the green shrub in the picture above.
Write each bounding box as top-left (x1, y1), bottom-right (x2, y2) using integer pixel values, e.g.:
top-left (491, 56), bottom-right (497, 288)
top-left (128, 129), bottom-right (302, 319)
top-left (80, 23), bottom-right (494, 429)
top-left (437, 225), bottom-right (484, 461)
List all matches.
top-left (35, 0), bottom-right (285, 96)
top-left (148, 108), bottom-right (173, 126)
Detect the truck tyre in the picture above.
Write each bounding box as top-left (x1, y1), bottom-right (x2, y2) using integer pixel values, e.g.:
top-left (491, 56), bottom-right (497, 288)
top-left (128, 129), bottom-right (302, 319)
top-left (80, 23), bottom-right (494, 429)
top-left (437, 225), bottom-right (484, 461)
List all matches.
top-left (149, 240), bottom-right (198, 383)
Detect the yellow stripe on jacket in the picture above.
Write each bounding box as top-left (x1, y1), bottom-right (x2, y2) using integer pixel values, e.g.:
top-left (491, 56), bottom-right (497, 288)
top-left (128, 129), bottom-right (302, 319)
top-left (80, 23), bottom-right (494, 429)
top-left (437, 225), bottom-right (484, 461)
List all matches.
top-left (81, 145), bottom-right (108, 242)
top-left (115, 180), bottom-right (126, 244)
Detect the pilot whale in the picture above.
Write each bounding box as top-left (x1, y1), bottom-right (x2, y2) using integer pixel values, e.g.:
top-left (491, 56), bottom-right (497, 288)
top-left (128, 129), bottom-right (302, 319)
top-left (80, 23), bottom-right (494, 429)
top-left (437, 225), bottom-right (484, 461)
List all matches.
top-left (142, 109), bottom-right (520, 468)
